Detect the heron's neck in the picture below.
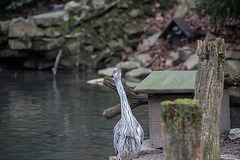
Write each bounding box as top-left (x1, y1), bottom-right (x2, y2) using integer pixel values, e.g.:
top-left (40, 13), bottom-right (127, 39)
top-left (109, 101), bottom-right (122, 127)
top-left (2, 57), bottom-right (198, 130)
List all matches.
top-left (115, 79), bottom-right (133, 120)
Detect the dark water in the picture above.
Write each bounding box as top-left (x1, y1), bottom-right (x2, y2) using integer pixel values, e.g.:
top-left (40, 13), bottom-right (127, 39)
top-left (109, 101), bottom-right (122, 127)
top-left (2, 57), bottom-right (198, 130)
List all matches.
top-left (0, 70), bottom-right (149, 160)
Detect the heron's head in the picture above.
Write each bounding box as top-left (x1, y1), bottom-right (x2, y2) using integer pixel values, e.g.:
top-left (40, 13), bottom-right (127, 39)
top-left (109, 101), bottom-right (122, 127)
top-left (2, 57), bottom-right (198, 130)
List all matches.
top-left (113, 62), bottom-right (122, 81)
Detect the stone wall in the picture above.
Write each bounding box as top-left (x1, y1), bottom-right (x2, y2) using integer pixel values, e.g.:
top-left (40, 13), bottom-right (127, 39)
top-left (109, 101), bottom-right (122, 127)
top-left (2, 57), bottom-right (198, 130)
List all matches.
top-left (0, 0), bottom-right (168, 70)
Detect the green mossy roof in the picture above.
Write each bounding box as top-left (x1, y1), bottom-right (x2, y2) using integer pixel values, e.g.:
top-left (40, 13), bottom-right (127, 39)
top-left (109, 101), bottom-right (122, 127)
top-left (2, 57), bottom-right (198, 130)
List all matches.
top-left (134, 70), bottom-right (197, 94)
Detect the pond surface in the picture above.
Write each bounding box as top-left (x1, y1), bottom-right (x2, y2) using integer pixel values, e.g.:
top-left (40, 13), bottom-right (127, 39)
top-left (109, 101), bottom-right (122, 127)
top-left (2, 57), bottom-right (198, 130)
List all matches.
top-left (0, 70), bottom-right (149, 160)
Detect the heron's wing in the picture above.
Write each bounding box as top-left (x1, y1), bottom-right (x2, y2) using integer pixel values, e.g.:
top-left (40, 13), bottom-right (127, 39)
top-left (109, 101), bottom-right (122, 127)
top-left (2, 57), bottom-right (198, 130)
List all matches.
top-left (134, 118), bottom-right (144, 143)
top-left (113, 120), bottom-right (121, 154)
top-left (136, 123), bottom-right (144, 143)
top-left (139, 124), bottom-right (144, 143)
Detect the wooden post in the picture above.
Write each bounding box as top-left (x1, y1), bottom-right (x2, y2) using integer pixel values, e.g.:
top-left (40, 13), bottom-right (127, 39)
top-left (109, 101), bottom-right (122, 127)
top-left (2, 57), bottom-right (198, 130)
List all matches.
top-left (194, 38), bottom-right (226, 160)
top-left (52, 49), bottom-right (62, 77)
top-left (161, 99), bottom-right (202, 160)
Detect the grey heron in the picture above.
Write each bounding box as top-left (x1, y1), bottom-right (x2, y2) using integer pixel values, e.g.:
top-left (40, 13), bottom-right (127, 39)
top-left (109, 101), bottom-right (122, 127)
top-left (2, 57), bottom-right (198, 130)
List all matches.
top-left (113, 62), bottom-right (144, 160)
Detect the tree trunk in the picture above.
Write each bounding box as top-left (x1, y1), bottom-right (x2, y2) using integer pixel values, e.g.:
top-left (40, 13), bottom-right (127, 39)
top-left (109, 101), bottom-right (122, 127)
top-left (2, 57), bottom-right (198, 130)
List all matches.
top-left (194, 39), bottom-right (226, 160)
top-left (161, 99), bottom-right (202, 160)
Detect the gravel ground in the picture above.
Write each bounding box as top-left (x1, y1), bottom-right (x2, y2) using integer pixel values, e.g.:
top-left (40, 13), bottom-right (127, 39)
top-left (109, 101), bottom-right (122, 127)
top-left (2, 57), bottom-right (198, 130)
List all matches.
top-left (110, 138), bottom-right (240, 160)
top-left (134, 137), bottom-right (240, 160)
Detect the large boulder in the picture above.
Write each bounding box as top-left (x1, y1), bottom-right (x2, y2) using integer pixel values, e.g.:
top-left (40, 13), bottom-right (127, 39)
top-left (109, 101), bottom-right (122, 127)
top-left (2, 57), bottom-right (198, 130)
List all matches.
top-left (226, 51), bottom-right (240, 60)
top-left (83, 45), bottom-right (94, 52)
top-left (64, 0), bottom-right (121, 23)
top-left (135, 54), bottom-right (151, 64)
top-left (97, 67), bottom-right (115, 77)
top-left (138, 32), bottom-right (161, 51)
top-left (8, 38), bottom-right (32, 50)
top-left (184, 53), bottom-right (199, 70)
top-left (129, 9), bottom-right (143, 18)
top-left (92, 0), bottom-right (105, 9)
top-left (225, 60), bottom-right (240, 71)
top-left (0, 20), bottom-right (10, 35)
top-left (121, 61), bottom-right (140, 72)
top-left (8, 17), bottom-right (43, 38)
top-left (169, 51), bottom-right (180, 60)
top-left (0, 49), bottom-right (29, 57)
top-left (125, 67), bottom-right (152, 79)
top-left (94, 48), bottom-right (111, 68)
top-left (64, 1), bottom-right (81, 13)
top-left (23, 58), bottom-right (54, 70)
top-left (123, 25), bottom-right (143, 37)
top-left (32, 37), bottom-right (65, 51)
top-left (44, 50), bottom-right (59, 60)
top-left (32, 11), bottom-right (69, 27)
top-left (165, 51), bottom-right (180, 66)
top-left (67, 41), bottom-right (81, 55)
top-left (60, 55), bottom-right (80, 68)
top-left (173, 0), bottom-right (195, 17)
top-left (44, 28), bottom-right (61, 38)
top-left (107, 39), bottom-right (124, 51)
top-left (178, 46), bottom-right (195, 61)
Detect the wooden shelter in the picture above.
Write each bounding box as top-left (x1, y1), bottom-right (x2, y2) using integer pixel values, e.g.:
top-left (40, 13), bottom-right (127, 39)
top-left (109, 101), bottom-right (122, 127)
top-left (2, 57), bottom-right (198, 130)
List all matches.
top-left (160, 17), bottom-right (194, 46)
top-left (134, 70), bottom-right (230, 148)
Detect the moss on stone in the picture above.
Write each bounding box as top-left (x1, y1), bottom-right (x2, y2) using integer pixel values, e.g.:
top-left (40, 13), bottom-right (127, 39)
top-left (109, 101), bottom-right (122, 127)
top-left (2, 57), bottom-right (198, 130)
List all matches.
top-left (161, 98), bottom-right (202, 160)
top-left (70, 26), bottom-right (83, 33)
top-left (161, 98), bottom-right (202, 130)
top-left (57, 22), bottom-right (70, 34)
top-left (4, 0), bottom-right (171, 70)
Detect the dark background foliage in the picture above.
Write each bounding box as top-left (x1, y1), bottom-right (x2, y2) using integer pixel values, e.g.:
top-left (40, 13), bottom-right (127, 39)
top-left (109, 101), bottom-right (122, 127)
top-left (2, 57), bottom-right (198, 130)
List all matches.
top-left (193, 0), bottom-right (240, 21)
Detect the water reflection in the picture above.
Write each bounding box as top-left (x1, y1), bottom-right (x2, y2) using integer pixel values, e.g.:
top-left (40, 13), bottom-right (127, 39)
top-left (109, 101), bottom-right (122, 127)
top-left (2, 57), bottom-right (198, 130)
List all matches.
top-left (0, 70), bottom-right (149, 160)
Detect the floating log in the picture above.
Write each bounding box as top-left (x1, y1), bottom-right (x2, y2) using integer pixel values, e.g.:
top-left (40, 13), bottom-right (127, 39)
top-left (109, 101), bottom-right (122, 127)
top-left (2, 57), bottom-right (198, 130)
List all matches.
top-left (161, 99), bottom-right (202, 160)
top-left (194, 38), bottom-right (226, 160)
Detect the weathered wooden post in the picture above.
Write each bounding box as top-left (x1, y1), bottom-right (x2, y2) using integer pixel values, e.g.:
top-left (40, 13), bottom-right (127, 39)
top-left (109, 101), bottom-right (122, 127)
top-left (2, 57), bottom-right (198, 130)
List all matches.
top-left (161, 99), bottom-right (202, 160)
top-left (194, 38), bottom-right (226, 160)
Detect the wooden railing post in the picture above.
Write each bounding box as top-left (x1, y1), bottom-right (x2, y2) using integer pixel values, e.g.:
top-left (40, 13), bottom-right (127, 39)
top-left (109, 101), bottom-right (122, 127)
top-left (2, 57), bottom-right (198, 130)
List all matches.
top-left (194, 38), bottom-right (226, 160)
top-left (161, 99), bottom-right (202, 160)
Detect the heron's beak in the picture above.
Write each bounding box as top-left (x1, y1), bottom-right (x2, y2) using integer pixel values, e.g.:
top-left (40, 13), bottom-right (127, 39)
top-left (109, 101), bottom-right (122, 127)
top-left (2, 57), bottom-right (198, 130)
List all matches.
top-left (117, 62), bottom-right (122, 72)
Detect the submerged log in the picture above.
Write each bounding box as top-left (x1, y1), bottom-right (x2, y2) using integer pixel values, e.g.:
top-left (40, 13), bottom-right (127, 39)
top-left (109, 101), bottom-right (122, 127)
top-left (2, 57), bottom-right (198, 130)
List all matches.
top-left (102, 77), bottom-right (148, 119)
top-left (161, 99), bottom-right (202, 160)
top-left (194, 38), bottom-right (226, 160)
